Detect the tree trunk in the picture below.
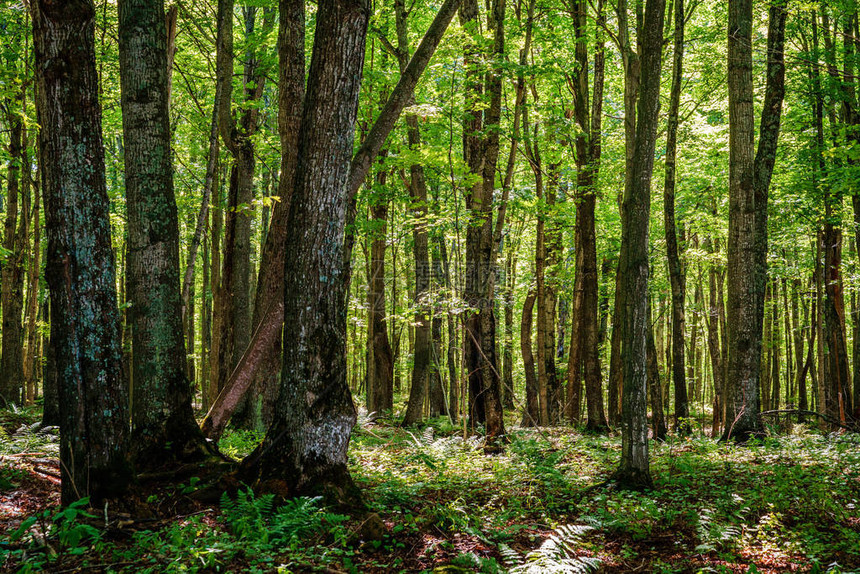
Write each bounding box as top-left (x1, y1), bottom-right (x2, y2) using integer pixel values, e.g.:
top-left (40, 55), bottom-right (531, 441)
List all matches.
top-left (240, 0), bottom-right (369, 506)
top-left (770, 279), bottom-right (781, 413)
top-left (647, 302), bottom-right (667, 441)
top-left (520, 288), bottom-right (539, 426)
top-left (1, 96), bottom-right (25, 407)
top-left (32, 0), bottom-right (132, 504)
top-left (24, 141), bottom-right (41, 406)
top-left (399, 0), bottom-right (438, 425)
top-left (368, 188), bottom-right (395, 416)
top-left (724, 0), bottom-right (785, 441)
top-left (615, 0), bottom-right (663, 489)
top-left (460, 0), bottom-right (506, 445)
top-left (571, 0), bottom-right (607, 432)
top-left (118, 0), bottom-right (207, 464)
top-left (663, 0), bottom-right (689, 434)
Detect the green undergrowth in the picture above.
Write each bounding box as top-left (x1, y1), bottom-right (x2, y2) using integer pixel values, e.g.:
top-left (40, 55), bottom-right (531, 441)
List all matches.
top-left (2, 411), bottom-right (859, 572)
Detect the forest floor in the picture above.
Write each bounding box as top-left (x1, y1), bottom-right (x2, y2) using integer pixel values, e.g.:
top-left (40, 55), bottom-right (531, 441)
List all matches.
top-left (1, 406), bottom-right (858, 573)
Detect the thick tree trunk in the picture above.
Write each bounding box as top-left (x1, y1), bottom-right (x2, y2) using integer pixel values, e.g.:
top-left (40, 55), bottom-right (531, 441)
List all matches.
top-left (822, 228), bottom-right (850, 424)
top-left (724, 0), bottom-right (785, 441)
top-left (240, 0), bottom-right (369, 506)
top-left (118, 0), bottom-right (207, 464)
top-left (615, 0), bottom-right (663, 489)
top-left (32, 0), bottom-right (132, 504)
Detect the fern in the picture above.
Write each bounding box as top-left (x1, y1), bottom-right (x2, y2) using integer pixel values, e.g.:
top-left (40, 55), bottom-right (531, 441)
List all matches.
top-left (220, 490), bottom-right (348, 550)
top-left (505, 524), bottom-right (601, 574)
top-left (695, 506), bottom-right (744, 553)
top-left (220, 489), bottom-right (275, 543)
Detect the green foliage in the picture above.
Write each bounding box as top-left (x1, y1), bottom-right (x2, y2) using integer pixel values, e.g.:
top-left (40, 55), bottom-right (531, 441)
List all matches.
top-left (1, 497), bottom-right (102, 572)
top-left (502, 524), bottom-right (601, 574)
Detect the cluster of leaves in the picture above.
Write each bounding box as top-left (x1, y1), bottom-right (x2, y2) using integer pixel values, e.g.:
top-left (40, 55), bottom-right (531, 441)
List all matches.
top-left (1, 498), bottom-right (102, 572)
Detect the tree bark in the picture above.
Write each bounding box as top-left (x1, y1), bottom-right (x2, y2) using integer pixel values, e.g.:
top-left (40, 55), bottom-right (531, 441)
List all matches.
top-left (32, 0), bottom-right (132, 504)
top-left (0, 94), bottom-right (25, 407)
top-left (663, 0), bottom-right (689, 435)
top-left (118, 0), bottom-right (207, 464)
top-left (520, 288), bottom-right (540, 426)
top-left (240, 0), bottom-right (369, 506)
top-left (571, 0), bottom-right (607, 432)
top-left (399, 0), bottom-right (439, 425)
top-left (615, 0), bottom-right (663, 489)
top-left (459, 0), bottom-right (506, 446)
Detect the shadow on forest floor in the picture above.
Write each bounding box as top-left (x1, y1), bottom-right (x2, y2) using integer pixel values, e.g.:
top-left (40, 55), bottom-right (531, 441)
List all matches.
top-left (1, 406), bottom-right (858, 573)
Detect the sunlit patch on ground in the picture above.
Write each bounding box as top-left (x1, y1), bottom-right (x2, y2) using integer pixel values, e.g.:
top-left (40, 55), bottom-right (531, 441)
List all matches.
top-left (1, 407), bottom-right (858, 572)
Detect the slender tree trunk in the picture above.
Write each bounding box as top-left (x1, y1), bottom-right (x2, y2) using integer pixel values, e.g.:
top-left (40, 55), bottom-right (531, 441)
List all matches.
top-left (24, 141), bottom-right (41, 406)
top-left (663, 0), bottom-right (689, 434)
top-left (32, 0), bottom-right (132, 504)
top-left (571, 0), bottom-right (607, 431)
top-left (647, 302), bottom-right (667, 441)
top-left (502, 241), bottom-right (516, 410)
top-left (615, 0), bottom-right (664, 488)
top-left (760, 282), bottom-right (773, 412)
top-left (771, 279), bottom-right (781, 413)
top-left (368, 190), bottom-right (395, 416)
top-left (399, 0), bottom-right (437, 425)
top-left (521, 288), bottom-right (540, 426)
top-left (1, 96), bottom-right (25, 406)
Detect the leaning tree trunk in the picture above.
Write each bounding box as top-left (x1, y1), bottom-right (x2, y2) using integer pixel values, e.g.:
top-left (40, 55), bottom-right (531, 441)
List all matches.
top-left (32, 0), bottom-right (132, 505)
top-left (615, 0), bottom-right (664, 489)
top-left (118, 0), bottom-right (208, 465)
top-left (240, 0), bottom-right (369, 507)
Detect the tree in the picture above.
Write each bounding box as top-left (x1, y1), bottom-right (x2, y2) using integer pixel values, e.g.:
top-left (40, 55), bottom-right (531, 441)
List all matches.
top-left (663, 0), bottom-right (690, 435)
top-left (614, 0), bottom-right (664, 489)
top-left (570, 0), bottom-right (607, 431)
top-left (459, 0), bottom-right (507, 445)
top-left (723, 0), bottom-right (786, 442)
top-left (240, 0), bottom-right (370, 505)
top-left (118, 0), bottom-right (207, 464)
top-left (31, 0), bottom-right (132, 505)
top-left (0, 89), bottom-right (25, 407)
top-left (200, 0), bottom-right (460, 440)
